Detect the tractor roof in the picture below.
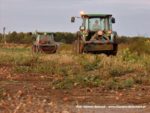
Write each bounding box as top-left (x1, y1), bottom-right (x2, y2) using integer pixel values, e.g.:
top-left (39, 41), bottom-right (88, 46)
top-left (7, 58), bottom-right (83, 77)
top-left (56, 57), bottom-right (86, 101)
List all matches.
top-left (81, 13), bottom-right (112, 17)
top-left (35, 32), bottom-right (53, 35)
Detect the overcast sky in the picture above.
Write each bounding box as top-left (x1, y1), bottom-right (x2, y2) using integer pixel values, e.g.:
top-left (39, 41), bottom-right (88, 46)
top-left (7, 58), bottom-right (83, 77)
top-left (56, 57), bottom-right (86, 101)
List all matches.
top-left (0, 0), bottom-right (150, 36)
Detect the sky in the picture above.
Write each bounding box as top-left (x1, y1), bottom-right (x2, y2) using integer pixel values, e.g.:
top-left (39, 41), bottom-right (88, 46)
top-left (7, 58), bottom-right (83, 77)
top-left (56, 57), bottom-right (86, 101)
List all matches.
top-left (0, 0), bottom-right (150, 36)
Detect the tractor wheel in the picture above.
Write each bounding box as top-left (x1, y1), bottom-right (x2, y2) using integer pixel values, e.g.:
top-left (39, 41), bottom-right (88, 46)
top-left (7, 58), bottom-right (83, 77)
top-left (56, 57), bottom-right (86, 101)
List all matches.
top-left (111, 33), bottom-right (118, 56)
top-left (48, 45), bottom-right (57, 54)
top-left (32, 45), bottom-right (42, 53)
top-left (32, 45), bottom-right (37, 53)
top-left (111, 43), bottom-right (118, 56)
top-left (73, 39), bottom-right (84, 54)
top-left (105, 44), bottom-right (118, 56)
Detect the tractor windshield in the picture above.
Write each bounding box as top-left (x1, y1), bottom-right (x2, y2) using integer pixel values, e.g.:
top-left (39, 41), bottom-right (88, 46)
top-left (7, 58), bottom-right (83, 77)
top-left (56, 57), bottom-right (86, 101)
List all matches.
top-left (36, 34), bottom-right (55, 44)
top-left (87, 17), bottom-right (112, 31)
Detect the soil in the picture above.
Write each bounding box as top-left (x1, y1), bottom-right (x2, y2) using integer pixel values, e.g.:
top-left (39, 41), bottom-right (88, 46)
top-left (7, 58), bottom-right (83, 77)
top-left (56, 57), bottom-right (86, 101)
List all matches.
top-left (0, 66), bottom-right (150, 113)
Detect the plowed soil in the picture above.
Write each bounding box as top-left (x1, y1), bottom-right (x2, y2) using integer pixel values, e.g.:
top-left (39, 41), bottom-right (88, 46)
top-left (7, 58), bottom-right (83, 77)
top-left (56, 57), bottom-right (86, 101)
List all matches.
top-left (0, 66), bottom-right (150, 113)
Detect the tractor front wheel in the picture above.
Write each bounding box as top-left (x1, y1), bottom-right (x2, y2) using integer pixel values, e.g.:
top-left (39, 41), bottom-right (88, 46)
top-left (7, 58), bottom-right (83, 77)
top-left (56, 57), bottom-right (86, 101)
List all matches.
top-left (73, 39), bottom-right (84, 54)
top-left (108, 43), bottom-right (118, 56)
top-left (32, 45), bottom-right (41, 53)
top-left (112, 43), bottom-right (118, 55)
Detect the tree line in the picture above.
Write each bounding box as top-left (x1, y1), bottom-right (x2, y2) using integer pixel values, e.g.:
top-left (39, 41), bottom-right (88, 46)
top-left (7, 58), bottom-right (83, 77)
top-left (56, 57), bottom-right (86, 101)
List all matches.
top-left (0, 31), bottom-right (149, 44)
top-left (0, 31), bottom-right (76, 44)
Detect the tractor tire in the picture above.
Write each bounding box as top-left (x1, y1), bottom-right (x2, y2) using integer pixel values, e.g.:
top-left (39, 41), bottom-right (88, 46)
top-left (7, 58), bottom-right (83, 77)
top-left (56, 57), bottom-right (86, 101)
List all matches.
top-left (73, 39), bottom-right (84, 54)
top-left (105, 44), bottom-right (118, 56)
top-left (111, 43), bottom-right (118, 56)
top-left (32, 45), bottom-right (41, 53)
top-left (47, 45), bottom-right (57, 54)
top-left (32, 45), bottom-right (38, 53)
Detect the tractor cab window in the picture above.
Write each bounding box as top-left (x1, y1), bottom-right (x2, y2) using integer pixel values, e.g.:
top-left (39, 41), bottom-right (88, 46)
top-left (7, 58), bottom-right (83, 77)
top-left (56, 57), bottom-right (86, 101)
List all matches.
top-left (37, 34), bottom-right (54, 44)
top-left (89, 18), bottom-right (101, 31)
top-left (88, 18), bottom-right (111, 31)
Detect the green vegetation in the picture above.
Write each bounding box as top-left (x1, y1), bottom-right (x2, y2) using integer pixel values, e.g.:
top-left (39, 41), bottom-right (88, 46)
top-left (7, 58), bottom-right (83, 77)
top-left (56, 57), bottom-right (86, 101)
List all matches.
top-left (0, 33), bottom-right (150, 90)
top-left (79, 55), bottom-right (101, 71)
top-left (0, 88), bottom-right (5, 100)
top-left (0, 32), bottom-right (149, 46)
top-left (0, 32), bottom-right (76, 44)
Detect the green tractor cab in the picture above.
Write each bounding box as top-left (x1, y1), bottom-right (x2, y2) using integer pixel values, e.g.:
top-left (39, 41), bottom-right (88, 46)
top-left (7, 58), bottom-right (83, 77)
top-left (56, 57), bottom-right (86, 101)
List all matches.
top-left (32, 32), bottom-right (58, 54)
top-left (71, 13), bottom-right (118, 55)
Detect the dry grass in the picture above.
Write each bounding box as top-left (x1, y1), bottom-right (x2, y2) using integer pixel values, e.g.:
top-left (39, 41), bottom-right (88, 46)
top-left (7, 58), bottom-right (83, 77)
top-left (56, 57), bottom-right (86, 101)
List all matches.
top-left (0, 43), bottom-right (149, 89)
top-left (0, 43), bottom-right (150, 113)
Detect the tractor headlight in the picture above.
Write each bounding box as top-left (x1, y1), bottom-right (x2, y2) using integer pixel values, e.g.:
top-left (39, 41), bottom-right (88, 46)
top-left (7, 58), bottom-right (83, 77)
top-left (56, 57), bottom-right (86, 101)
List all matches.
top-left (108, 30), bottom-right (112, 34)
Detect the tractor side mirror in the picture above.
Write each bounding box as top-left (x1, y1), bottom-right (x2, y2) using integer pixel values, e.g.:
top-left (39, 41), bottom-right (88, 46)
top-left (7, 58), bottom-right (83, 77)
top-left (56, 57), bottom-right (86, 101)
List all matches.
top-left (71, 17), bottom-right (75, 23)
top-left (79, 26), bottom-right (85, 31)
top-left (111, 17), bottom-right (116, 23)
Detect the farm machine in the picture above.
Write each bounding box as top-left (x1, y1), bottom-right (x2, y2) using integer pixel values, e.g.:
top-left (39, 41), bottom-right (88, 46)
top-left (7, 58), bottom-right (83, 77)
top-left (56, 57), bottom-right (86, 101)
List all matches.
top-left (71, 12), bottom-right (118, 55)
top-left (32, 32), bottom-right (58, 54)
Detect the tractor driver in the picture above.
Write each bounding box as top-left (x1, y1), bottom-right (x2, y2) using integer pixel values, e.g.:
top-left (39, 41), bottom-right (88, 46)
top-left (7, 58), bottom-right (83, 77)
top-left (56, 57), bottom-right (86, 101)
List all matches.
top-left (92, 20), bottom-right (100, 31)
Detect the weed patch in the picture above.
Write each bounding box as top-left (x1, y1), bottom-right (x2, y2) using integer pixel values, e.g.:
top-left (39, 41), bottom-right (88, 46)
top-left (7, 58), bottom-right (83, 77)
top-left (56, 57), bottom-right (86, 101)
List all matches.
top-left (80, 55), bottom-right (101, 71)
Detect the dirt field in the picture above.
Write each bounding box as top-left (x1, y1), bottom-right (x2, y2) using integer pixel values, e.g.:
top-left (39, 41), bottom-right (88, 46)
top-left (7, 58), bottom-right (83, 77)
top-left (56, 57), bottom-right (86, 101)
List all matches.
top-left (0, 44), bottom-right (150, 113)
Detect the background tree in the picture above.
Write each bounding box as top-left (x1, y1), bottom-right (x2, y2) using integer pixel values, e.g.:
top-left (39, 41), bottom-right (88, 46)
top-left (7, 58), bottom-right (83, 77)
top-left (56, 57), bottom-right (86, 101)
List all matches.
top-left (0, 33), bottom-right (2, 43)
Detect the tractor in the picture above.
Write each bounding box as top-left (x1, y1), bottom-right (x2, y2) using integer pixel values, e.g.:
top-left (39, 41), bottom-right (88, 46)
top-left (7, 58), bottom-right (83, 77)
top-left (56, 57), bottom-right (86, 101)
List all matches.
top-left (71, 12), bottom-right (118, 55)
top-left (32, 32), bottom-right (58, 54)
